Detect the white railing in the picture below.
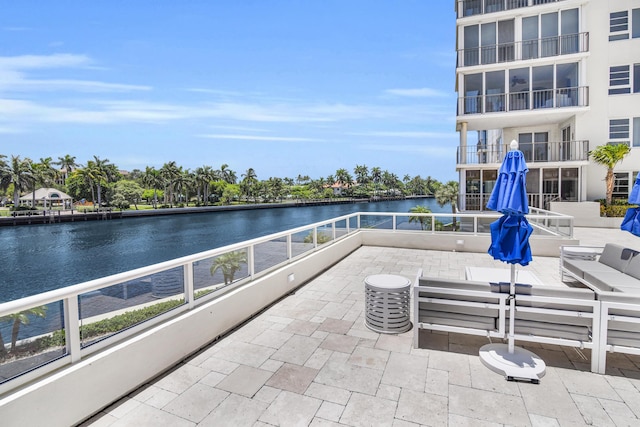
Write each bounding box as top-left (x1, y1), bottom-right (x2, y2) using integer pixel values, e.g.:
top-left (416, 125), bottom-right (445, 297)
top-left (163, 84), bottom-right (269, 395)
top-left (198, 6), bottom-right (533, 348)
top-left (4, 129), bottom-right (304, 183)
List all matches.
top-left (0, 210), bottom-right (573, 393)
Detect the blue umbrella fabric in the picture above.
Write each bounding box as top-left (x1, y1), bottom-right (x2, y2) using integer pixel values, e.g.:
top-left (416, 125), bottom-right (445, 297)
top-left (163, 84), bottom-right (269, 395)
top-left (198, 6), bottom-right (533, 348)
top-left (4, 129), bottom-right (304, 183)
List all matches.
top-left (487, 149), bottom-right (532, 266)
top-left (621, 174), bottom-right (640, 237)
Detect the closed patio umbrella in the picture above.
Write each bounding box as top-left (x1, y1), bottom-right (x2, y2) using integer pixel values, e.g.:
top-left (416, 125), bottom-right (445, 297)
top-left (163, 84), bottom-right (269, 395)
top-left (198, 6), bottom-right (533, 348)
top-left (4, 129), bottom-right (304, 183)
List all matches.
top-left (621, 174), bottom-right (640, 237)
top-left (479, 140), bottom-right (546, 383)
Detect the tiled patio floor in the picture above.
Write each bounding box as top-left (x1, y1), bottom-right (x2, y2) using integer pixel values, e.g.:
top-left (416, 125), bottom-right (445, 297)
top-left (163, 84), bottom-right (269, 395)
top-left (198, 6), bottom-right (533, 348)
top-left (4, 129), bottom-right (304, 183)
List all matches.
top-left (83, 230), bottom-right (640, 426)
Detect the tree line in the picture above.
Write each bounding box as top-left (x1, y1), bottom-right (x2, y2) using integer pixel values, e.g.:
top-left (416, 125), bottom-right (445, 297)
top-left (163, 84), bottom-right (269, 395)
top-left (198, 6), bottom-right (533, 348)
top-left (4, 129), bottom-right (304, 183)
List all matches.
top-left (0, 153), bottom-right (458, 210)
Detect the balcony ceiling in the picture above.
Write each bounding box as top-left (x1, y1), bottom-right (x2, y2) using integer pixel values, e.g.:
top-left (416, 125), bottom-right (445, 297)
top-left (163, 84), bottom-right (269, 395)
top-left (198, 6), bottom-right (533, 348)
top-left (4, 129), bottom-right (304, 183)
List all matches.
top-left (457, 106), bottom-right (587, 131)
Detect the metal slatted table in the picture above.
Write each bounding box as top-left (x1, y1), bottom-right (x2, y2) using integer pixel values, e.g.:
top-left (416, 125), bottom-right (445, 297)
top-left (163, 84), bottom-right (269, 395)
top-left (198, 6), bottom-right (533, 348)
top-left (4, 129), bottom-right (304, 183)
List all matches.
top-left (364, 274), bottom-right (412, 334)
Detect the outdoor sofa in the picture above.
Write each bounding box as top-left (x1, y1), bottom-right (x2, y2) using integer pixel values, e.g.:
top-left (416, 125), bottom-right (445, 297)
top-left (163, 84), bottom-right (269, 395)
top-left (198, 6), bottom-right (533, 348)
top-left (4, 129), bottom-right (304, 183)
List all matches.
top-left (560, 243), bottom-right (640, 293)
top-left (413, 272), bottom-right (601, 373)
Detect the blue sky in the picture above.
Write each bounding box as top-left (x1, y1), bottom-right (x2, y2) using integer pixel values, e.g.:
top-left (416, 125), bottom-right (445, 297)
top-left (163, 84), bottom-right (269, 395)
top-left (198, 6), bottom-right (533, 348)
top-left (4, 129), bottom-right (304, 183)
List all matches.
top-left (1, 1), bottom-right (458, 182)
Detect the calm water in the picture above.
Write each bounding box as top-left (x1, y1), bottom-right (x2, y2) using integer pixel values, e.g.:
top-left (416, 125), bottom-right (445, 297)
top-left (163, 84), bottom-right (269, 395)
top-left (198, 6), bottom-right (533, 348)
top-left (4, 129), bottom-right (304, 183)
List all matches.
top-left (1, 198), bottom-right (445, 302)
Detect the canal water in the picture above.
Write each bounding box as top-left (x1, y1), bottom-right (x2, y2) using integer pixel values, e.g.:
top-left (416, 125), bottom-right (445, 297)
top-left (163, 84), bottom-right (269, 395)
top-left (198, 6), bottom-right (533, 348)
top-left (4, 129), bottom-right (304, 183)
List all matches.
top-left (1, 198), bottom-right (445, 303)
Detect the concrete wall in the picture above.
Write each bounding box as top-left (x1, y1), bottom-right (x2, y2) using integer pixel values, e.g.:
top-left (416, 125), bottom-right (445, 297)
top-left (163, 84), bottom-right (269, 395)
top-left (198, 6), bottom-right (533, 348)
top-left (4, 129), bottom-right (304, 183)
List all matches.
top-left (0, 233), bottom-right (363, 427)
top-left (550, 201), bottom-right (623, 228)
top-left (360, 230), bottom-right (578, 257)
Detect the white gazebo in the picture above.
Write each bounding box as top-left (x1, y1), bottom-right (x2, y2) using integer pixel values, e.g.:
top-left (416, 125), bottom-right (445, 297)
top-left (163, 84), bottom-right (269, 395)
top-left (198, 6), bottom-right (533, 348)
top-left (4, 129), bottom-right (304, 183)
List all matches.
top-left (19, 188), bottom-right (73, 209)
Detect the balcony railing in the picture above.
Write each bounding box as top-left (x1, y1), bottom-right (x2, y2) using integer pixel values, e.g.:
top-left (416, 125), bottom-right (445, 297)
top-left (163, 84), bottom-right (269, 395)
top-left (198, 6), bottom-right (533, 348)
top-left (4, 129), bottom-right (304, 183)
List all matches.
top-left (458, 33), bottom-right (589, 67)
top-left (459, 86), bottom-right (588, 115)
top-left (457, 0), bottom-right (566, 18)
top-left (0, 210), bottom-right (575, 397)
top-left (461, 193), bottom-right (566, 211)
top-left (457, 140), bottom-right (589, 165)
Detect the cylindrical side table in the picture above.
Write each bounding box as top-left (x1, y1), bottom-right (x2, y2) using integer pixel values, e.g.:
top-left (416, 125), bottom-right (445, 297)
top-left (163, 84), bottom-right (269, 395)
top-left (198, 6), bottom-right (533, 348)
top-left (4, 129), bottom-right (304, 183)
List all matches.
top-left (364, 274), bottom-right (412, 334)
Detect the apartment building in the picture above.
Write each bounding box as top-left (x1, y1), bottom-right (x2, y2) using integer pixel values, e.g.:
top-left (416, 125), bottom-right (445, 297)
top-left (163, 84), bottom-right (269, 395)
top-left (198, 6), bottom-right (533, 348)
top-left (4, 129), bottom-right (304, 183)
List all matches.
top-left (454, 0), bottom-right (640, 210)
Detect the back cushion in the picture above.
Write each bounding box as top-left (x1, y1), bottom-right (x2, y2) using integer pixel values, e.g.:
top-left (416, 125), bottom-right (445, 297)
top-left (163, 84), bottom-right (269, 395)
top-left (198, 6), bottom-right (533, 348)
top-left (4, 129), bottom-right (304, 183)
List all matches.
top-left (623, 253), bottom-right (640, 281)
top-left (598, 243), bottom-right (637, 271)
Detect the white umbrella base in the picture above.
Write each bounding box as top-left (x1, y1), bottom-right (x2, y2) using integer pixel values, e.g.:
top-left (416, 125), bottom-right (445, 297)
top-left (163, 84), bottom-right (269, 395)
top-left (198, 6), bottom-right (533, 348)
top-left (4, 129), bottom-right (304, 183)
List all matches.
top-left (479, 343), bottom-right (546, 383)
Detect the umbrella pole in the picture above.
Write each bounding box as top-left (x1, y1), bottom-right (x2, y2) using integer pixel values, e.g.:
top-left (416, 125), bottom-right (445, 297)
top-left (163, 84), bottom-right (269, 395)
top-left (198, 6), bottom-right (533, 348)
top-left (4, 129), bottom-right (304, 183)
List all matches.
top-left (508, 264), bottom-right (516, 354)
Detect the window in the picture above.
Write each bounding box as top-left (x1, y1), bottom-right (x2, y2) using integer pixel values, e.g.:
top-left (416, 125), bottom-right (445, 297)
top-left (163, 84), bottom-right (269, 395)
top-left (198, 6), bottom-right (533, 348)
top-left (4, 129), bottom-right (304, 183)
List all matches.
top-left (610, 11), bottom-right (629, 41)
top-left (613, 173), bottom-right (630, 201)
top-left (609, 119), bottom-right (630, 146)
top-left (634, 117), bottom-right (640, 147)
top-left (609, 66), bottom-right (631, 95)
top-left (634, 8), bottom-right (640, 38)
top-left (635, 64), bottom-right (640, 93)
top-left (485, 70), bottom-right (505, 112)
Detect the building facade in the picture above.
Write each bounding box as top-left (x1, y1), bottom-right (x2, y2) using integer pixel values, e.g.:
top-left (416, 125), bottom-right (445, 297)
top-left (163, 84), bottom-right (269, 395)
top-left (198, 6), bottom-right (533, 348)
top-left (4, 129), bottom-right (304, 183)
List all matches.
top-left (455, 0), bottom-right (640, 210)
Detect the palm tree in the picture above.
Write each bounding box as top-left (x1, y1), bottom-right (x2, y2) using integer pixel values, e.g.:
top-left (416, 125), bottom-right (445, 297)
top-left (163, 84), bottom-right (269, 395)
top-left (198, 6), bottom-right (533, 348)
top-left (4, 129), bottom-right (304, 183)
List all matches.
top-left (31, 157), bottom-right (58, 208)
top-left (86, 156), bottom-right (117, 208)
top-left (370, 167), bottom-right (382, 196)
top-left (435, 181), bottom-right (459, 231)
top-left (241, 168), bottom-right (258, 202)
top-left (141, 167), bottom-right (164, 209)
top-left (210, 251), bottom-right (248, 285)
top-left (195, 165), bottom-right (215, 205)
top-left (159, 161), bottom-right (181, 206)
top-left (173, 169), bottom-right (193, 205)
top-left (354, 165), bottom-right (369, 186)
top-left (2, 155), bottom-right (35, 208)
top-left (589, 144), bottom-right (631, 206)
top-left (334, 168), bottom-right (352, 195)
top-left (409, 205), bottom-right (433, 230)
top-left (55, 154), bottom-right (79, 183)
top-left (0, 306), bottom-right (47, 354)
top-left (217, 164), bottom-right (237, 184)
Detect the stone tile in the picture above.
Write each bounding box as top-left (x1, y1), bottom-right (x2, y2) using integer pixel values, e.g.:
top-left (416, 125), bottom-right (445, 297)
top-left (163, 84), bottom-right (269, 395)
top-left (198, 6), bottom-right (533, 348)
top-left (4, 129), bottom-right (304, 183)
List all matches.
top-left (254, 385), bottom-right (281, 404)
top-left (304, 347), bottom-right (334, 370)
top-left (215, 365), bottom-right (273, 397)
top-left (104, 397), bottom-right (142, 419)
top-left (212, 341), bottom-right (276, 368)
top-left (381, 352), bottom-right (428, 392)
top-left (110, 404), bottom-right (195, 427)
top-left (142, 388), bottom-right (178, 409)
top-left (396, 388), bottom-right (448, 426)
top-left (266, 363), bottom-right (319, 394)
top-left (317, 301), bottom-right (354, 319)
top-left (448, 414), bottom-right (503, 426)
top-left (519, 368), bottom-right (583, 423)
top-left (198, 356), bottom-right (238, 374)
top-left (77, 412), bottom-right (118, 427)
top-left (283, 319), bottom-right (321, 336)
top-left (260, 358), bottom-right (284, 372)
top-left (449, 384), bottom-right (530, 426)
top-left (317, 318), bottom-right (354, 334)
top-left (340, 392), bottom-right (397, 426)
top-left (377, 384), bottom-right (401, 402)
top-left (319, 333), bottom-right (360, 354)
top-left (315, 358), bottom-right (383, 396)
top-left (162, 383), bottom-right (228, 422)
top-left (425, 368), bottom-right (449, 397)
top-left (199, 394), bottom-right (268, 427)
top-left (375, 333), bottom-right (413, 354)
top-left (570, 394), bottom-right (615, 426)
top-left (348, 346), bottom-right (390, 370)
top-left (259, 390), bottom-right (322, 426)
top-left (428, 350), bottom-right (472, 387)
top-left (198, 371), bottom-right (226, 388)
top-left (271, 335), bottom-right (322, 365)
top-left (250, 329), bottom-right (294, 349)
top-left (528, 414), bottom-right (561, 427)
top-left (558, 369), bottom-right (621, 401)
top-left (154, 364), bottom-right (209, 394)
top-left (316, 401), bottom-right (344, 423)
top-left (305, 382), bottom-right (352, 405)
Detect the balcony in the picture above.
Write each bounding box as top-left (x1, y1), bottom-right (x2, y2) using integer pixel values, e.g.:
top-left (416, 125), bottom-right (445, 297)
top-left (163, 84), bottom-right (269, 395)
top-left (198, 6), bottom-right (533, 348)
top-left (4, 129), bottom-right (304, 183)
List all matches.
top-left (457, 0), bottom-right (567, 18)
top-left (458, 86), bottom-right (589, 117)
top-left (457, 139), bottom-right (589, 165)
top-left (457, 33), bottom-right (589, 68)
top-left (0, 211), bottom-right (582, 425)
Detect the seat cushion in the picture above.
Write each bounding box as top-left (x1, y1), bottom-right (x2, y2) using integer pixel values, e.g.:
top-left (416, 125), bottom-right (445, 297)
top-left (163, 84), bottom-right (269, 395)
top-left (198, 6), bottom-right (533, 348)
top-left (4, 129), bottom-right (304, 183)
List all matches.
top-left (514, 320), bottom-right (590, 341)
top-left (584, 271), bottom-right (640, 292)
top-left (563, 259), bottom-right (615, 279)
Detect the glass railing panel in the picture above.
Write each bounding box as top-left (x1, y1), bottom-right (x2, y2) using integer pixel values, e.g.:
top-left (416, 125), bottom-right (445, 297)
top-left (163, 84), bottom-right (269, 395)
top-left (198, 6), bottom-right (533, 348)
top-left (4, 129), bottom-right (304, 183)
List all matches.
top-left (348, 216), bottom-right (358, 231)
top-left (402, 214), bottom-right (433, 231)
top-left (315, 224), bottom-right (334, 245)
top-left (254, 238), bottom-right (288, 275)
top-left (291, 228), bottom-right (316, 258)
top-left (477, 215), bottom-right (497, 233)
top-left (78, 267), bottom-right (185, 347)
top-left (193, 249), bottom-right (249, 298)
top-left (455, 216), bottom-right (476, 233)
top-left (359, 214), bottom-right (393, 230)
top-left (0, 300), bottom-right (66, 384)
top-left (334, 219), bottom-right (348, 239)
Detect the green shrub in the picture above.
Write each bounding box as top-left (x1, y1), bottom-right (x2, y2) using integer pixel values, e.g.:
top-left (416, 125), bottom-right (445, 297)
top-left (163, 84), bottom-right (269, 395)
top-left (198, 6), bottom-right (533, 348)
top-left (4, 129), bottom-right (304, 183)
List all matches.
top-left (602, 204), bottom-right (631, 217)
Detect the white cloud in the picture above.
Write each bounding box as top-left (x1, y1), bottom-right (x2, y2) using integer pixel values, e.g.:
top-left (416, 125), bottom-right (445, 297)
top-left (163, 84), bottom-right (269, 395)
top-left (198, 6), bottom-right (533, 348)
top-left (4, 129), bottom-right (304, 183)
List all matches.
top-left (0, 53), bottom-right (90, 69)
top-left (351, 131), bottom-right (454, 139)
top-left (385, 88), bottom-right (449, 98)
top-left (359, 143), bottom-right (454, 157)
top-left (197, 134), bottom-right (318, 142)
